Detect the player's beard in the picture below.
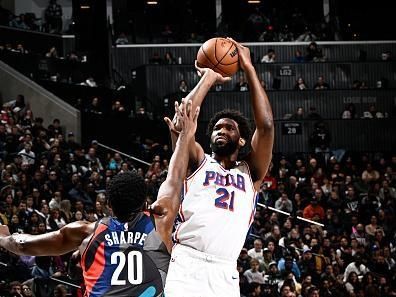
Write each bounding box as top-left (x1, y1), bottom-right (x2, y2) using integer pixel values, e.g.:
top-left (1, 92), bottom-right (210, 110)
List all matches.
top-left (211, 140), bottom-right (238, 157)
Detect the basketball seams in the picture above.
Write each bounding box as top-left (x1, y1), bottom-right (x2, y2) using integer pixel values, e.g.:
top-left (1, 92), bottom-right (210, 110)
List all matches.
top-left (214, 38), bottom-right (234, 67)
top-left (218, 60), bottom-right (239, 66)
top-left (200, 47), bottom-right (216, 69)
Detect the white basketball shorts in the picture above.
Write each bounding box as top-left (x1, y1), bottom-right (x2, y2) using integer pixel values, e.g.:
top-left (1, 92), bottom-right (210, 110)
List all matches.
top-left (164, 244), bottom-right (240, 297)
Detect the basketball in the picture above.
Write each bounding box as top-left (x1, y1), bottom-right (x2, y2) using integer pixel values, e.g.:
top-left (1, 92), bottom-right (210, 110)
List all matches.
top-left (196, 37), bottom-right (239, 77)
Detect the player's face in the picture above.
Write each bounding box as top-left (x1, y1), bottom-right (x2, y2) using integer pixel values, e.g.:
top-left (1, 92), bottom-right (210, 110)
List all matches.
top-left (210, 118), bottom-right (241, 156)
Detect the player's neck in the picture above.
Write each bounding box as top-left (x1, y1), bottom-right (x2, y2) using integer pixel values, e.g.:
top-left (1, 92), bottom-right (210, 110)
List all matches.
top-left (211, 153), bottom-right (238, 169)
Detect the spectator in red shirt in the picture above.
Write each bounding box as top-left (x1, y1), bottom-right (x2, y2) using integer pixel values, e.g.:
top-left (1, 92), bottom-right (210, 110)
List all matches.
top-left (263, 170), bottom-right (277, 191)
top-left (303, 198), bottom-right (325, 221)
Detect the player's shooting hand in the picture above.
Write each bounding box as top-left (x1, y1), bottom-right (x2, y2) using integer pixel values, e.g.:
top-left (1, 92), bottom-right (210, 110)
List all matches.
top-left (195, 61), bottom-right (231, 84)
top-left (0, 225), bottom-right (10, 238)
top-left (226, 37), bottom-right (252, 71)
top-left (177, 99), bottom-right (200, 138)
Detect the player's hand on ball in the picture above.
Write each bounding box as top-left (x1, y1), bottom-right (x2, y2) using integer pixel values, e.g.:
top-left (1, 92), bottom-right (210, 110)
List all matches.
top-left (195, 61), bottom-right (231, 84)
top-left (226, 38), bottom-right (252, 71)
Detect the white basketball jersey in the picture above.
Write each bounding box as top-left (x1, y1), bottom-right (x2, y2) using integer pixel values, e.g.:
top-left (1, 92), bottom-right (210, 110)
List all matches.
top-left (173, 154), bottom-right (257, 261)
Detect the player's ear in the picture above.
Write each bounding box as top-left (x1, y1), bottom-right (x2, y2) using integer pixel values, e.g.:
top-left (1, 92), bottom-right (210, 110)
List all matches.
top-left (239, 138), bottom-right (246, 147)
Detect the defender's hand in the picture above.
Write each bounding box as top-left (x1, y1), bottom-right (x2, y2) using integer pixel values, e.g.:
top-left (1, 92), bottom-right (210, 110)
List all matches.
top-left (164, 100), bottom-right (184, 134)
top-left (177, 99), bottom-right (200, 138)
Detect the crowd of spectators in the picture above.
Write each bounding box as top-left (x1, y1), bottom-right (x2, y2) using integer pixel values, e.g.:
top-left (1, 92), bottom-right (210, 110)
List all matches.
top-left (240, 149), bottom-right (396, 296)
top-left (1, 0), bottom-right (63, 34)
top-left (0, 94), bottom-right (171, 296)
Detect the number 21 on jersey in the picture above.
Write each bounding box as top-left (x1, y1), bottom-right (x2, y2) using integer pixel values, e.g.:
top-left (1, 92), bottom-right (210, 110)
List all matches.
top-left (214, 187), bottom-right (235, 211)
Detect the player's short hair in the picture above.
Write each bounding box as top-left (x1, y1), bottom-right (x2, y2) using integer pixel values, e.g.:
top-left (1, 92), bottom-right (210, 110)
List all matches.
top-left (206, 109), bottom-right (251, 141)
top-left (107, 172), bottom-right (147, 222)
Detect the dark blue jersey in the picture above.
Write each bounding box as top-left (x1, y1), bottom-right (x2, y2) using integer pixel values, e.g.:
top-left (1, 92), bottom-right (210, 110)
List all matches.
top-left (81, 214), bottom-right (169, 297)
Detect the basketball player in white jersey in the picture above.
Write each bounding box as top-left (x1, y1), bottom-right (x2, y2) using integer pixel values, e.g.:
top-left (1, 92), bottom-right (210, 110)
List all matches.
top-left (162, 38), bottom-right (274, 296)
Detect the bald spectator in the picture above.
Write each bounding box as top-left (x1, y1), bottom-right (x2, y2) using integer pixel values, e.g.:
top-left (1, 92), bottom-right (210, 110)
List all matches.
top-left (248, 239), bottom-right (264, 263)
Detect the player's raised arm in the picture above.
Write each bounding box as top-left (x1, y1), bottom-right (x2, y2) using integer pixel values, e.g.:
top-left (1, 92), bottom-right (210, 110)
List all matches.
top-left (151, 100), bottom-right (200, 252)
top-left (229, 38), bottom-right (274, 190)
top-left (0, 221), bottom-right (94, 256)
top-left (164, 63), bottom-right (230, 167)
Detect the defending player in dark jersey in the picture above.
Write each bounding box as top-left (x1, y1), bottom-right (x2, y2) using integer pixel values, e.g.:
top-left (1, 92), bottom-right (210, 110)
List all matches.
top-left (0, 100), bottom-right (200, 297)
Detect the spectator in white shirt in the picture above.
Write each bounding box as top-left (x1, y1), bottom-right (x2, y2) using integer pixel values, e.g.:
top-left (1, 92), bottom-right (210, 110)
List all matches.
top-left (18, 142), bottom-right (35, 165)
top-left (248, 239), bottom-right (264, 263)
top-left (261, 49), bottom-right (276, 63)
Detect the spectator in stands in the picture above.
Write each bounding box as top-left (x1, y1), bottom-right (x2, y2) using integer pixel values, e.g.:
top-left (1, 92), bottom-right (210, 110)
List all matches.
top-left (45, 0), bottom-right (63, 33)
top-left (178, 80), bottom-right (189, 93)
top-left (343, 253), bottom-right (369, 282)
top-left (292, 50), bottom-right (305, 63)
top-left (296, 27), bottom-right (317, 42)
top-left (9, 14), bottom-right (30, 30)
top-left (18, 143), bottom-right (35, 166)
top-left (362, 104), bottom-right (386, 119)
top-left (362, 163), bottom-right (380, 184)
top-left (187, 32), bottom-right (201, 43)
top-left (294, 77), bottom-right (308, 90)
top-left (45, 46), bottom-right (59, 58)
top-left (303, 197), bottom-right (325, 221)
top-left (341, 103), bottom-right (357, 119)
top-left (243, 258), bottom-right (265, 284)
top-left (21, 284), bottom-right (33, 297)
top-left (66, 51), bottom-right (80, 62)
top-left (352, 80), bottom-right (362, 89)
top-left (290, 107), bottom-right (304, 120)
top-left (8, 281), bottom-right (23, 297)
top-left (234, 74), bottom-right (249, 91)
top-left (275, 193), bottom-right (293, 213)
top-left (306, 42), bottom-right (326, 62)
top-left (47, 118), bottom-right (63, 138)
top-left (313, 76), bottom-right (330, 90)
top-left (15, 43), bottom-right (28, 54)
top-left (85, 97), bottom-right (103, 116)
top-left (261, 49), bottom-right (276, 63)
top-left (248, 239), bottom-right (264, 263)
top-left (309, 121), bottom-right (331, 161)
top-left (278, 25), bottom-right (294, 42)
top-left (381, 51), bottom-right (392, 61)
top-left (115, 32), bottom-right (129, 45)
top-left (164, 52), bottom-right (176, 64)
top-left (4, 94), bottom-right (27, 121)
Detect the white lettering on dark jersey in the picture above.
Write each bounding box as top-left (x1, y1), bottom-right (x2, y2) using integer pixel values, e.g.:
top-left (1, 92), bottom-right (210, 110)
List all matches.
top-left (105, 231), bottom-right (147, 246)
